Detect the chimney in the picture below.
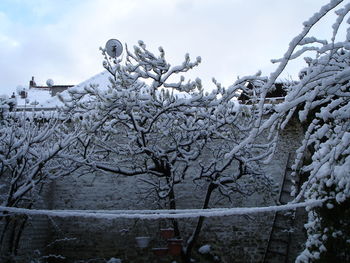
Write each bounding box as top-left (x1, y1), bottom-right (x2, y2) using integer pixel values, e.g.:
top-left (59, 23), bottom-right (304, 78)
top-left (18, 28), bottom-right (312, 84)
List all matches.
top-left (20, 90), bottom-right (27, 99)
top-left (29, 76), bottom-right (36, 88)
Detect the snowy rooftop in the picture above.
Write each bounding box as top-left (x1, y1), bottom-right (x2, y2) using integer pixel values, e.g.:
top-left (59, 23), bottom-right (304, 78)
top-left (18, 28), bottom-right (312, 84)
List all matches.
top-left (16, 88), bottom-right (61, 109)
top-left (10, 71), bottom-right (285, 111)
top-left (13, 71), bottom-right (111, 110)
top-left (72, 70), bottom-right (111, 91)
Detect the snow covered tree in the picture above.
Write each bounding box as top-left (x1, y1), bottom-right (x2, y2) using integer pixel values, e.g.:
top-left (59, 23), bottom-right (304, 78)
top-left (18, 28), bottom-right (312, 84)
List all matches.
top-left (0, 111), bottom-right (81, 259)
top-left (61, 40), bottom-right (275, 262)
top-left (219, 0), bottom-right (349, 261)
top-left (0, 1), bottom-right (346, 262)
top-left (59, 2), bottom-right (350, 261)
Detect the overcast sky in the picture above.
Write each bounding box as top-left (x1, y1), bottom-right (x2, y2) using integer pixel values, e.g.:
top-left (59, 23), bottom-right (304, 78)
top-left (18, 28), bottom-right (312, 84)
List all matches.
top-left (0, 0), bottom-right (344, 95)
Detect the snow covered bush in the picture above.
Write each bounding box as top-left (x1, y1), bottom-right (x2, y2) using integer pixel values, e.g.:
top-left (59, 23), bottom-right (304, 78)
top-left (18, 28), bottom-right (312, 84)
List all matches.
top-left (0, 111), bottom-right (81, 258)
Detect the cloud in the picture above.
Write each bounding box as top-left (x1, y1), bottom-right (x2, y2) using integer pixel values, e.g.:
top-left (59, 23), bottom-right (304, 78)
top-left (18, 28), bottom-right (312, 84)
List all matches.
top-left (0, 0), bottom-right (342, 96)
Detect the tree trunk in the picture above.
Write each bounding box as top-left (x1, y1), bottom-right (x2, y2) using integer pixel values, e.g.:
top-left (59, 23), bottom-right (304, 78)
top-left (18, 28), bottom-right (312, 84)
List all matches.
top-left (184, 182), bottom-right (217, 262)
top-left (168, 185), bottom-right (181, 237)
top-left (13, 216), bottom-right (28, 256)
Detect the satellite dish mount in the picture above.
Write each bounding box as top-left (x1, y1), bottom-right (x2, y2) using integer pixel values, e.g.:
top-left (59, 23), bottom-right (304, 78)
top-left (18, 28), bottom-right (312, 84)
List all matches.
top-left (105, 39), bottom-right (123, 58)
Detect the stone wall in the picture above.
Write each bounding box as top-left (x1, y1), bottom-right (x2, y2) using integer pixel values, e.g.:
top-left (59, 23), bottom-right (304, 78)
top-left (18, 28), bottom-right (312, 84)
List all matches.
top-left (0, 179), bottom-right (52, 262)
top-left (8, 117), bottom-right (307, 262)
top-left (42, 175), bottom-right (275, 262)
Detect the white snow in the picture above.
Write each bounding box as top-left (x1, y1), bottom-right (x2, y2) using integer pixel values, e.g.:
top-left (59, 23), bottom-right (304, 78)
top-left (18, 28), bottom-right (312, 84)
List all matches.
top-left (198, 244), bottom-right (211, 254)
top-left (16, 88), bottom-right (61, 109)
top-left (106, 258), bottom-right (122, 263)
top-left (12, 70), bottom-right (111, 109)
top-left (72, 70), bottom-right (111, 91)
top-left (0, 199), bottom-right (325, 220)
top-left (56, 70), bottom-right (113, 105)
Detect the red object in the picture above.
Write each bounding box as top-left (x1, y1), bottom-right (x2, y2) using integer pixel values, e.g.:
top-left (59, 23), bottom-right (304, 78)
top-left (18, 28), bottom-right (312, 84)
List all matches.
top-left (152, 247), bottom-right (168, 256)
top-left (167, 239), bottom-right (183, 256)
top-left (160, 228), bottom-right (175, 239)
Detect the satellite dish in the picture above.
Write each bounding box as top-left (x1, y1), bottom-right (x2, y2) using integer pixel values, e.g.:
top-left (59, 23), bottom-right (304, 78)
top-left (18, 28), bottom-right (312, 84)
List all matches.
top-left (46, 79), bottom-right (54, 87)
top-left (105, 39), bottom-right (123, 58)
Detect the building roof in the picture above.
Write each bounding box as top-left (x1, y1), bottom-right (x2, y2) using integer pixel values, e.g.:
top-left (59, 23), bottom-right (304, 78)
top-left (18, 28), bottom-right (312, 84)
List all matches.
top-left (14, 71), bottom-right (111, 110)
